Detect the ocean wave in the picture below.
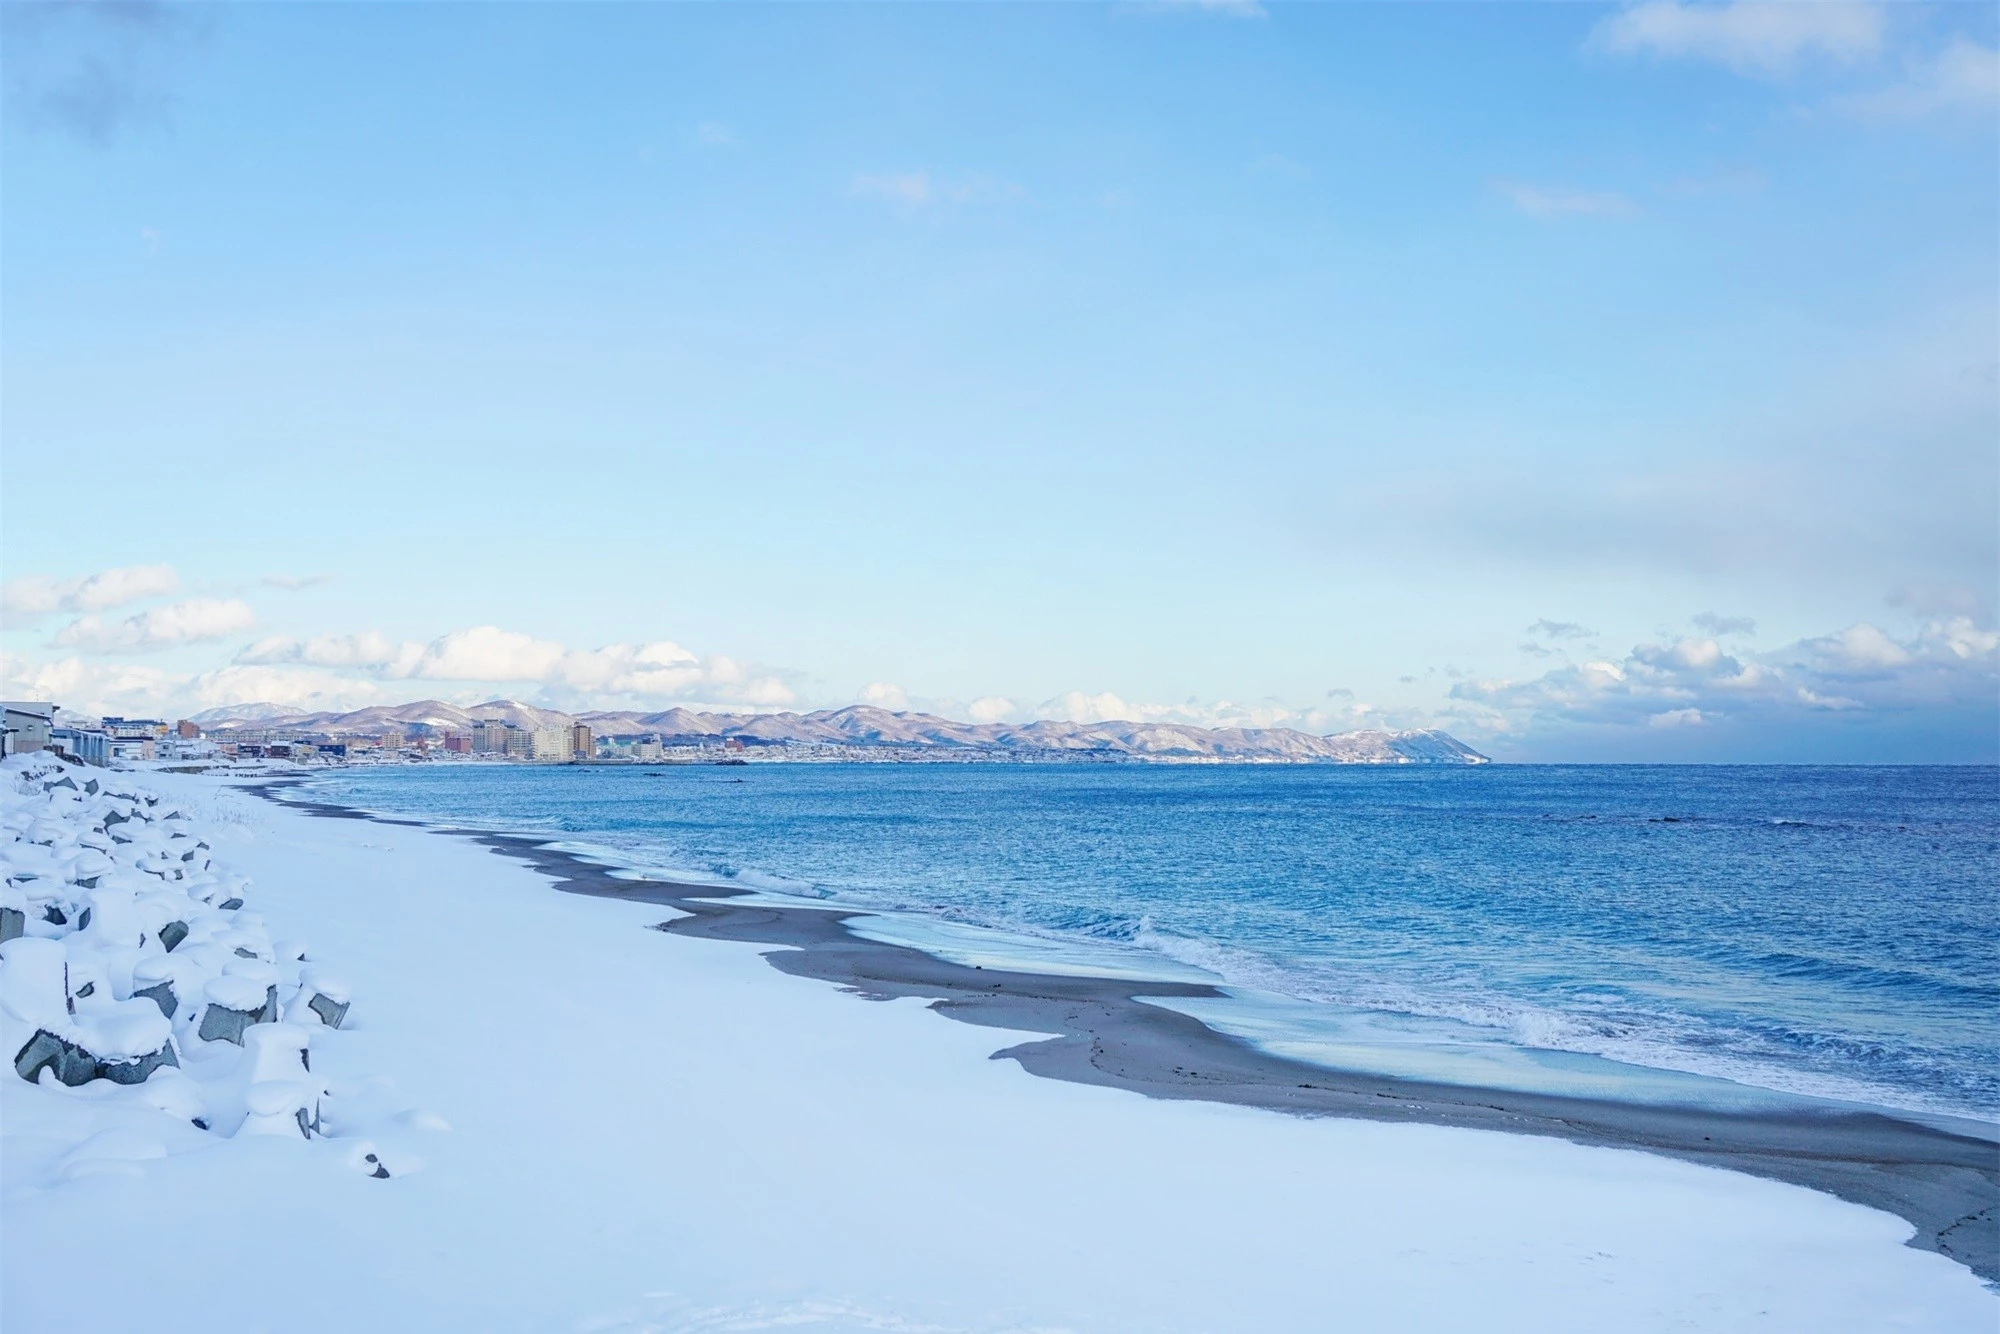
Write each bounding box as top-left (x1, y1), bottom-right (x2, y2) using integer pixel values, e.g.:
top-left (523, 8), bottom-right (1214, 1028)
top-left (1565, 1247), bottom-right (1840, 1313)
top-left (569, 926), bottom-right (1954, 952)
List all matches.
top-left (720, 865), bottom-right (829, 898)
top-left (588, 859), bottom-right (2000, 1119)
top-left (1044, 916), bottom-right (1999, 1118)
top-left (1738, 950), bottom-right (2000, 1002)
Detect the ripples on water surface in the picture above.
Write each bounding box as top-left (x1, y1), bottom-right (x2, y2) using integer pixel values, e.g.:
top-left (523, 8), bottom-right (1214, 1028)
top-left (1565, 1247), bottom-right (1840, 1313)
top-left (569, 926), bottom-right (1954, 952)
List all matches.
top-left (309, 763), bottom-right (1999, 1121)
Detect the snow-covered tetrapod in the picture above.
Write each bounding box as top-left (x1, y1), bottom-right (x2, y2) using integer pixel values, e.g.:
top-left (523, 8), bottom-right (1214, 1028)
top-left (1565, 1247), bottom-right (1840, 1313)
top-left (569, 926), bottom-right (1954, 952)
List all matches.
top-left (0, 755), bottom-right (355, 1149)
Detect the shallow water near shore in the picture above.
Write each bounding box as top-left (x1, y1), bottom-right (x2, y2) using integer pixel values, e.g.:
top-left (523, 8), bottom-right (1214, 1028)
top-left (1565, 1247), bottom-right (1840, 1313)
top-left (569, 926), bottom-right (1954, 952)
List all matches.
top-left (306, 762), bottom-right (1999, 1124)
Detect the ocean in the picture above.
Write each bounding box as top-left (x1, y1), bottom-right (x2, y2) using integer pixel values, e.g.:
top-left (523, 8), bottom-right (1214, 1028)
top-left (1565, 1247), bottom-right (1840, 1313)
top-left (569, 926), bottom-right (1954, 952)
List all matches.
top-left (305, 762), bottom-right (1999, 1124)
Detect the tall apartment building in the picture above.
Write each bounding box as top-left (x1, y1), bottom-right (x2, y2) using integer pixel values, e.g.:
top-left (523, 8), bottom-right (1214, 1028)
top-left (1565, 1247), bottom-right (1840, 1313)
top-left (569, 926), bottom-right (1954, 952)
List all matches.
top-left (570, 723), bottom-right (593, 760)
top-left (529, 727), bottom-right (572, 761)
top-left (471, 720), bottom-right (515, 754)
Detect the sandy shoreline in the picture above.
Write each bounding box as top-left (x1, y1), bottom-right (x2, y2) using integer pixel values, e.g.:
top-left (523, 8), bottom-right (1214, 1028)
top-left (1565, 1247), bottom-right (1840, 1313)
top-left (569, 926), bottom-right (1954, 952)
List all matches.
top-left (259, 777), bottom-right (2000, 1283)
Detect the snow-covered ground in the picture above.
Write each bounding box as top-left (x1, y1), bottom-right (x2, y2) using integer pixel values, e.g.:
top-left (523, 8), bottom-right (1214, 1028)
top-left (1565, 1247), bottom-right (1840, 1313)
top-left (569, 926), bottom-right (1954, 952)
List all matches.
top-left (4, 761), bottom-right (1994, 1333)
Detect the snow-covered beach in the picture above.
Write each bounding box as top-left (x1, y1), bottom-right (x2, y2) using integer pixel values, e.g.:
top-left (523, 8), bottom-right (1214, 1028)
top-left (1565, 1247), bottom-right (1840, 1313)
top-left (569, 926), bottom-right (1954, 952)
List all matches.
top-left (4, 758), bottom-right (1996, 1333)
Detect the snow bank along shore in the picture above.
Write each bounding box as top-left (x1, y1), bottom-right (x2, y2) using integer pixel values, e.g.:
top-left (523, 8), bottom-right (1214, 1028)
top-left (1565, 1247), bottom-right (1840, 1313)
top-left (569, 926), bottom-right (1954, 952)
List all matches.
top-left (4, 757), bottom-right (1996, 1333)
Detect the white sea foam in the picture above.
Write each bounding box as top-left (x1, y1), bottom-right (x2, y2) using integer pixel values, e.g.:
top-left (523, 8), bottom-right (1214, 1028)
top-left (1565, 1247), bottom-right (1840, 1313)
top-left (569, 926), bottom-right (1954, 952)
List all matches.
top-left (778, 891), bottom-right (1996, 1124)
top-left (1119, 917), bottom-right (1994, 1122)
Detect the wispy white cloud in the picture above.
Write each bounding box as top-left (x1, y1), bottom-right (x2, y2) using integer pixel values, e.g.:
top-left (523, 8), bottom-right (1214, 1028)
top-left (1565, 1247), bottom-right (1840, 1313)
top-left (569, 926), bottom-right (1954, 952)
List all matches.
top-left (1124, 0), bottom-right (1267, 17)
top-left (851, 171), bottom-right (934, 206)
top-left (1, 563), bottom-right (179, 628)
top-left (1593, 5), bottom-right (1994, 125)
top-left (1888, 581), bottom-right (1991, 620)
top-left (1498, 181), bottom-right (1637, 220)
top-left (1692, 612), bottom-right (1757, 637)
top-left (260, 572), bottom-right (331, 591)
top-left (849, 170), bottom-right (1025, 211)
top-left (1589, 1), bottom-right (1885, 75)
top-left (1663, 166), bottom-right (1768, 197)
top-left (1307, 286), bottom-right (1996, 601)
top-left (1843, 37), bottom-right (2000, 118)
top-left (1247, 151), bottom-right (1310, 180)
top-left (50, 597), bottom-right (255, 654)
top-left (1519, 620), bottom-right (1597, 660)
top-left (694, 119), bottom-right (739, 147)
top-left (236, 630), bottom-right (412, 671)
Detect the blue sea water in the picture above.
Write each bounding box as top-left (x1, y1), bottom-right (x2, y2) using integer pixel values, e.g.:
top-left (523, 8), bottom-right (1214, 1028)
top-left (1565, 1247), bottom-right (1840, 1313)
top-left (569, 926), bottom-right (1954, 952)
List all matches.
top-left (305, 763), bottom-right (1999, 1122)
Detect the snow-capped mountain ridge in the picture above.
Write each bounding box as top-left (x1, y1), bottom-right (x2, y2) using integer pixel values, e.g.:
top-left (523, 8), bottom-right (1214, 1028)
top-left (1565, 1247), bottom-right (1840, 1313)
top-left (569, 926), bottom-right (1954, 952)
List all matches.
top-left (182, 700), bottom-right (1489, 763)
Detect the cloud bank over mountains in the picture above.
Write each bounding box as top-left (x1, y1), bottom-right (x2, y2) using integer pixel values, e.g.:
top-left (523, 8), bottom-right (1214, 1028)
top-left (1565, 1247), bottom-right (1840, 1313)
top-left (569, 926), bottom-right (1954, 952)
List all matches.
top-left (235, 625), bottom-right (796, 708)
top-left (1, 562), bottom-right (1992, 761)
top-left (1451, 618), bottom-right (1997, 760)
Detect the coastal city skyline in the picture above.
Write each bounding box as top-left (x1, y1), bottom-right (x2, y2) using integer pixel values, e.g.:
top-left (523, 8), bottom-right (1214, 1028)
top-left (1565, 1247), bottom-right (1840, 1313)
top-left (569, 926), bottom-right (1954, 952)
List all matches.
top-left (5, 2), bottom-right (1996, 761)
top-left (3, 696), bottom-right (1493, 767)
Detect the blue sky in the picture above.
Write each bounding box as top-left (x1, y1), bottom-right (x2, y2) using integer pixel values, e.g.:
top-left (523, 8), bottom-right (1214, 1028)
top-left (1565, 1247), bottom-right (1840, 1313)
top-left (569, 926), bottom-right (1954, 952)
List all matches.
top-left (2, 1), bottom-right (1994, 760)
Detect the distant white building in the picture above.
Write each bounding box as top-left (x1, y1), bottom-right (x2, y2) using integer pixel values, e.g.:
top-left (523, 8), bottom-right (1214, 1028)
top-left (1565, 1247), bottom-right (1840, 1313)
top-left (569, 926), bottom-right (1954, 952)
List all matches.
top-left (1, 702), bottom-right (56, 756)
top-left (529, 727), bottom-right (573, 762)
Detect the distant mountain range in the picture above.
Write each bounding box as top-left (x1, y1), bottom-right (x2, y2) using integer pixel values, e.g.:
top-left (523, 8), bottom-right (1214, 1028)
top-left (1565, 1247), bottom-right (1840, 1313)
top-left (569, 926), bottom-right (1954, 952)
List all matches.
top-left (186, 699), bottom-right (1490, 764)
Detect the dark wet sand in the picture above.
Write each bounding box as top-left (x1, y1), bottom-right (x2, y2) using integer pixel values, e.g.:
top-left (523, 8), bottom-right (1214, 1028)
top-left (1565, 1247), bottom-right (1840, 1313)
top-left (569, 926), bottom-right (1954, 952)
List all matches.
top-left (255, 780), bottom-right (2000, 1282)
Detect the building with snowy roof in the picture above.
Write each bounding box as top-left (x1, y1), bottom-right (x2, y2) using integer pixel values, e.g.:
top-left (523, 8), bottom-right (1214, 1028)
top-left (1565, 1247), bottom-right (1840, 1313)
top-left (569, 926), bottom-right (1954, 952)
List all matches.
top-left (50, 726), bottom-right (111, 767)
top-left (102, 717), bottom-right (169, 740)
top-left (1, 702), bottom-right (55, 757)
